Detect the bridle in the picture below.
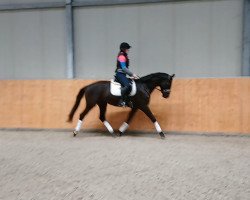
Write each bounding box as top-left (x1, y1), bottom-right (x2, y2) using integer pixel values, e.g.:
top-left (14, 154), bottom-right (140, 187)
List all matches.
top-left (155, 87), bottom-right (171, 93)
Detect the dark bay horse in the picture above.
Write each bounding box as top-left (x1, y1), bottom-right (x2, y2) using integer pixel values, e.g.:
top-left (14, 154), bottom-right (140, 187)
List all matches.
top-left (67, 72), bottom-right (175, 138)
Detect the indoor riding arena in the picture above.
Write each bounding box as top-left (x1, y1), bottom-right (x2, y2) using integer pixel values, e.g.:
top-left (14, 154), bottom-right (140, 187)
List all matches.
top-left (0, 0), bottom-right (249, 200)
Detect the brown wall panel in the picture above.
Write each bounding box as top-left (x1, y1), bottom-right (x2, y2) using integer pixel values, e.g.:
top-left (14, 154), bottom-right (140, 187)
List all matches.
top-left (0, 78), bottom-right (249, 134)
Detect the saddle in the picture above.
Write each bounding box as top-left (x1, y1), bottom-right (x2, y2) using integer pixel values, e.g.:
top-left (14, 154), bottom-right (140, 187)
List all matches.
top-left (110, 79), bottom-right (137, 96)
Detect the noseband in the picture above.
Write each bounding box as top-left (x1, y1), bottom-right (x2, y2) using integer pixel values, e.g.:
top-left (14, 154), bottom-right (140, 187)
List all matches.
top-left (155, 87), bottom-right (171, 93)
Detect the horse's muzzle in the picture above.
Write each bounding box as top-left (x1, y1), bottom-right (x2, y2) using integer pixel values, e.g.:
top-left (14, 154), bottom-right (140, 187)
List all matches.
top-left (162, 93), bottom-right (170, 98)
top-left (162, 89), bottom-right (171, 98)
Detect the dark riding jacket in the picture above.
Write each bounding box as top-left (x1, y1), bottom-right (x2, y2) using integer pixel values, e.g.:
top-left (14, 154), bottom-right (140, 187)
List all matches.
top-left (115, 51), bottom-right (133, 76)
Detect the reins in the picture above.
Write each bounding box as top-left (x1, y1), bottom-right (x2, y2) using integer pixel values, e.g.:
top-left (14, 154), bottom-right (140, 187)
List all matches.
top-left (155, 87), bottom-right (161, 92)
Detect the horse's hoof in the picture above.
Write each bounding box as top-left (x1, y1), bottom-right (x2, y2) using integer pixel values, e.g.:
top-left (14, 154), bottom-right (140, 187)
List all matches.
top-left (118, 131), bottom-right (123, 137)
top-left (159, 132), bottom-right (165, 139)
top-left (73, 131), bottom-right (78, 137)
top-left (110, 132), bottom-right (117, 138)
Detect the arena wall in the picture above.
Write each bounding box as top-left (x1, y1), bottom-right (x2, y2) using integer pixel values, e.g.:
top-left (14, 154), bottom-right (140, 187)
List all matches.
top-left (0, 78), bottom-right (249, 134)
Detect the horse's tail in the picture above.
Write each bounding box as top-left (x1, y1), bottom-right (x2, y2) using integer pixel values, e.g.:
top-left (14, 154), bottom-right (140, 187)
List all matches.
top-left (67, 86), bottom-right (87, 122)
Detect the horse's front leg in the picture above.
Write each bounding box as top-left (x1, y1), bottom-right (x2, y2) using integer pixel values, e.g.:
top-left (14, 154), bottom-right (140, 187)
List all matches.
top-left (118, 108), bottom-right (138, 136)
top-left (139, 106), bottom-right (165, 138)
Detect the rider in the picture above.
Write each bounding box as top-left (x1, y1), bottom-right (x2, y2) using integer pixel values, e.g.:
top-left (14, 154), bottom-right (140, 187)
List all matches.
top-left (115, 42), bottom-right (139, 107)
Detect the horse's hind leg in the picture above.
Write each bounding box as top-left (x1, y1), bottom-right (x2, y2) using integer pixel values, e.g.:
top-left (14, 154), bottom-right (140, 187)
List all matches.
top-left (73, 103), bottom-right (95, 136)
top-left (118, 108), bottom-right (138, 136)
top-left (98, 103), bottom-right (116, 137)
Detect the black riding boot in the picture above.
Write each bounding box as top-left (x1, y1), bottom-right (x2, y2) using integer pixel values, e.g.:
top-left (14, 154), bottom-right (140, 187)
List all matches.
top-left (122, 86), bottom-right (133, 108)
top-left (125, 96), bottom-right (133, 108)
top-left (118, 87), bottom-right (127, 107)
top-left (118, 86), bottom-right (133, 108)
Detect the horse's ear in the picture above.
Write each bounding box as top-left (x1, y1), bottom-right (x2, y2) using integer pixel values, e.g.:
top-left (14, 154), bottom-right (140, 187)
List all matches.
top-left (171, 74), bottom-right (175, 78)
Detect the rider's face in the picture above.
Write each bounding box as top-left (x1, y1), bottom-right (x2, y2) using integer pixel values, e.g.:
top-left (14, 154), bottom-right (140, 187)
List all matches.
top-left (125, 49), bottom-right (129, 54)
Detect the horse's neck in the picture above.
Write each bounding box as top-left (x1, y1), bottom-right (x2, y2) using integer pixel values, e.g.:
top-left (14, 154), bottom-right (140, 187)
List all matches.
top-left (143, 82), bottom-right (158, 94)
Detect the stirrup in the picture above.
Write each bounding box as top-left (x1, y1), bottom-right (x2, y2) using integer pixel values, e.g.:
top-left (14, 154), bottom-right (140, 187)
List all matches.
top-left (118, 100), bottom-right (126, 107)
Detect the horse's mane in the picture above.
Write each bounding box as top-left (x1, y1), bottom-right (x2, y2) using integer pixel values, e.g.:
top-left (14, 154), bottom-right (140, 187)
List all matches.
top-left (137, 72), bottom-right (171, 83)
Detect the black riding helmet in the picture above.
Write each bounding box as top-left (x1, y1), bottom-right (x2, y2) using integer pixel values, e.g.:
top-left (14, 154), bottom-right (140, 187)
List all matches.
top-left (120, 42), bottom-right (131, 50)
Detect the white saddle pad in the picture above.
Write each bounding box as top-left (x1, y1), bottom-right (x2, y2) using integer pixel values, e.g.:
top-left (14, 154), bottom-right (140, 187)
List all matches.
top-left (110, 79), bottom-right (137, 96)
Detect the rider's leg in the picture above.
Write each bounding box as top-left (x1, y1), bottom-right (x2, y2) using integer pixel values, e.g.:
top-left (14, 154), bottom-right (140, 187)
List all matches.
top-left (116, 73), bottom-right (131, 106)
top-left (121, 85), bottom-right (130, 100)
top-left (120, 85), bottom-right (133, 107)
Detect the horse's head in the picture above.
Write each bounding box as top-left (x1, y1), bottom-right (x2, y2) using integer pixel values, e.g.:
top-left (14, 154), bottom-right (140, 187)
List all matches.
top-left (138, 72), bottom-right (175, 98)
top-left (159, 74), bottom-right (175, 98)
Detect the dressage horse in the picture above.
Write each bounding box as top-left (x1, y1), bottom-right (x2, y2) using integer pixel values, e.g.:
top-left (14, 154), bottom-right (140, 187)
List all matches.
top-left (67, 72), bottom-right (175, 138)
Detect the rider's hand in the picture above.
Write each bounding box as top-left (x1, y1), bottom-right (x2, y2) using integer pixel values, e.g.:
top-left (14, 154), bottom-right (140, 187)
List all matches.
top-left (132, 74), bottom-right (140, 79)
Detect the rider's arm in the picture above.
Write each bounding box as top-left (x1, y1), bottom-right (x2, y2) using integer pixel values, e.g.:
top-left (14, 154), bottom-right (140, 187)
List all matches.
top-left (118, 55), bottom-right (133, 76)
top-left (120, 62), bottom-right (133, 76)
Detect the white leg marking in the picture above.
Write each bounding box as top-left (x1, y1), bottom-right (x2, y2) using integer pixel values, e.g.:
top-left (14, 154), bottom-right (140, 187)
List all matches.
top-left (119, 122), bottom-right (129, 133)
top-left (75, 120), bottom-right (83, 132)
top-left (154, 121), bottom-right (162, 133)
top-left (104, 121), bottom-right (114, 133)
